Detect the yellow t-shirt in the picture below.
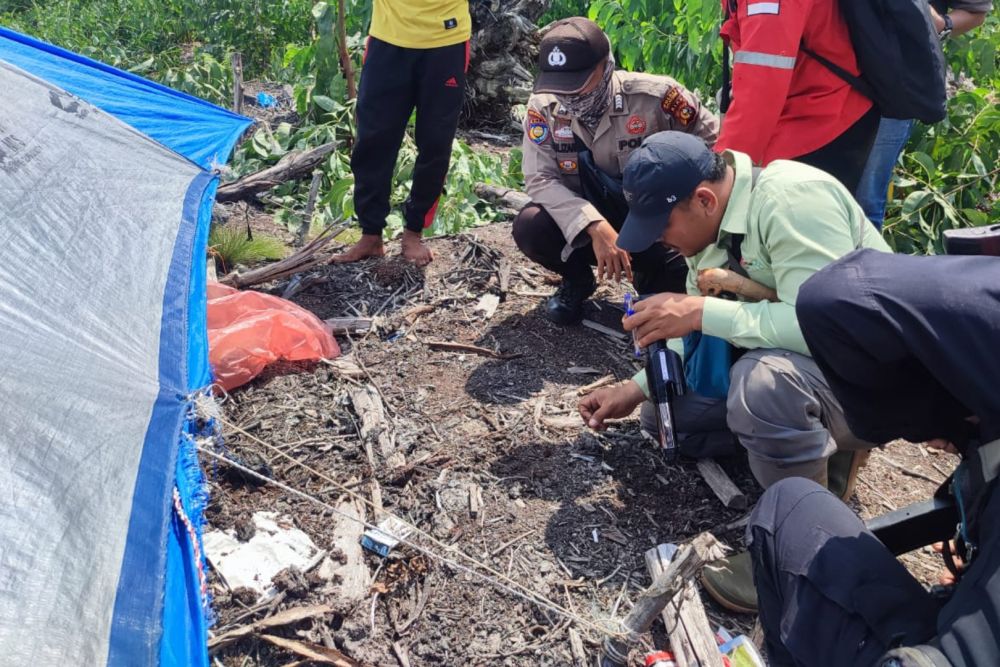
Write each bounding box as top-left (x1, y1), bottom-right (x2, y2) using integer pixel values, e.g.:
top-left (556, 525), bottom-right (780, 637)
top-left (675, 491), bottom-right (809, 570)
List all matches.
top-left (369, 0), bottom-right (472, 49)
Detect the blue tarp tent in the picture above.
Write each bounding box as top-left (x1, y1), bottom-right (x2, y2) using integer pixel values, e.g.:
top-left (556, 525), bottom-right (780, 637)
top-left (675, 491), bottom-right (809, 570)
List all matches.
top-left (0, 28), bottom-right (251, 666)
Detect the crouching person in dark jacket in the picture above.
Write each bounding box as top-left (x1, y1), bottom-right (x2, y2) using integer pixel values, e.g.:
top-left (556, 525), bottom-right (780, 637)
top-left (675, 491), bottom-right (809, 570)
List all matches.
top-left (750, 248), bottom-right (1000, 667)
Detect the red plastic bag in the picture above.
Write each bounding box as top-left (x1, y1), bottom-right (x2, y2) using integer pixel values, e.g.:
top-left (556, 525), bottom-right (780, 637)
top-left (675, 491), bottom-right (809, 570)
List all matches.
top-left (206, 283), bottom-right (340, 391)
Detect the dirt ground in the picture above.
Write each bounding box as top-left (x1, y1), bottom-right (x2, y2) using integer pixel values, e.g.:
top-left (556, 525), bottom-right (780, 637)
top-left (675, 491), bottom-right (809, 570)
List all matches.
top-left (204, 221), bottom-right (960, 667)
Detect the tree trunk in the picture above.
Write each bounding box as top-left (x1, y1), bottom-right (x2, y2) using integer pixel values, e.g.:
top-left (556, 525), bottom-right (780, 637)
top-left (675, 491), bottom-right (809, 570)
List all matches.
top-left (465, 0), bottom-right (552, 128)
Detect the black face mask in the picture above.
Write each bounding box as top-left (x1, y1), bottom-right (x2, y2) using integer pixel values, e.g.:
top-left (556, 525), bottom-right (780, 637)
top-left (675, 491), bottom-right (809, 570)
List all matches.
top-left (556, 55), bottom-right (615, 129)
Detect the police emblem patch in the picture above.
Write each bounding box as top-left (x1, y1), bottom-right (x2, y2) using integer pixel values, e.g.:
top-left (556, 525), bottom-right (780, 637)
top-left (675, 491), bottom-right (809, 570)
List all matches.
top-left (626, 115), bottom-right (646, 135)
top-left (677, 105), bottom-right (695, 125)
top-left (554, 124), bottom-right (574, 140)
top-left (527, 109), bottom-right (549, 144)
top-left (558, 159), bottom-right (578, 173)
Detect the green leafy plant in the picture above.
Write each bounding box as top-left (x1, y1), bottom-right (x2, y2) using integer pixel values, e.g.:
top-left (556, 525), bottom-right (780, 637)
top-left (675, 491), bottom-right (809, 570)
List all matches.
top-left (587, 0), bottom-right (722, 97)
top-left (208, 225), bottom-right (286, 273)
top-left (883, 18), bottom-right (1000, 253)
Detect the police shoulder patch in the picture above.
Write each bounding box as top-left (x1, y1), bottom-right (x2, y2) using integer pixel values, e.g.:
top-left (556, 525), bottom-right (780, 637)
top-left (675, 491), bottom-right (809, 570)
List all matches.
top-left (526, 109), bottom-right (549, 145)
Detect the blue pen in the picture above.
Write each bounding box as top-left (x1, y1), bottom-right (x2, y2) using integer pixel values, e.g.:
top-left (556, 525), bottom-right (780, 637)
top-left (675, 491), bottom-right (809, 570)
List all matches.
top-left (624, 293), bottom-right (642, 357)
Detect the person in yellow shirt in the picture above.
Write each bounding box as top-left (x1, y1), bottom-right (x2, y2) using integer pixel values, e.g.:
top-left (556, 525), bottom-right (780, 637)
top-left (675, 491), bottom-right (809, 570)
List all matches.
top-left (331, 1), bottom-right (471, 266)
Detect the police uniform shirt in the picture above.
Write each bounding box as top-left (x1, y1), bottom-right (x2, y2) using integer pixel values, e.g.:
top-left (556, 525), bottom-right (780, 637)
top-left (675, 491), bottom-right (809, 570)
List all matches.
top-left (521, 71), bottom-right (720, 261)
top-left (370, 0), bottom-right (472, 49)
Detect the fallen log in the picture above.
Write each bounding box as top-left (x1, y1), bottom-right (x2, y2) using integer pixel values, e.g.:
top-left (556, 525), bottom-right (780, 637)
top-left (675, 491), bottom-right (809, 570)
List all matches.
top-left (645, 544), bottom-right (724, 667)
top-left (216, 141), bottom-right (339, 202)
top-left (601, 533), bottom-right (727, 667)
top-left (221, 222), bottom-right (343, 288)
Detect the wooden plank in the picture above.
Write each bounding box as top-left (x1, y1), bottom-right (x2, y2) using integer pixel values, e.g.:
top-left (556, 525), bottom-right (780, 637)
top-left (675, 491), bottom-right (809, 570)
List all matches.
top-left (601, 533), bottom-right (726, 666)
top-left (645, 544), bottom-right (724, 667)
top-left (327, 499), bottom-right (370, 603)
top-left (350, 384), bottom-right (404, 469)
top-left (696, 459), bottom-right (747, 510)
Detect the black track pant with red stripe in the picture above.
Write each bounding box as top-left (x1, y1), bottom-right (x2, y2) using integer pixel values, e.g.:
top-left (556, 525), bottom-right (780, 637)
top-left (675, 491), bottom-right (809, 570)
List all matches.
top-left (351, 36), bottom-right (468, 236)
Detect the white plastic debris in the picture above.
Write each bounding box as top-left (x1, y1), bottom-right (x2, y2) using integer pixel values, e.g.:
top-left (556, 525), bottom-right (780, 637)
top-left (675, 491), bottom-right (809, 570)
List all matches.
top-left (203, 512), bottom-right (323, 599)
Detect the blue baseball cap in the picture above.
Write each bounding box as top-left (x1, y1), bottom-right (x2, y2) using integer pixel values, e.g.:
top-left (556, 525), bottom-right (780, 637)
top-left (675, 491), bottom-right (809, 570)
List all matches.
top-left (617, 132), bottom-right (717, 253)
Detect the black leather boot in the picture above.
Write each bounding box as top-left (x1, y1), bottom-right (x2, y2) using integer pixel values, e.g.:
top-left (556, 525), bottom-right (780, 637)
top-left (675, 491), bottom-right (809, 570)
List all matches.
top-left (545, 273), bottom-right (596, 325)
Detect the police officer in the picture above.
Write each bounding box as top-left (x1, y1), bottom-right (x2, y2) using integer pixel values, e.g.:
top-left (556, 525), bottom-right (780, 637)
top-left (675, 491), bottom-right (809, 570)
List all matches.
top-left (513, 17), bottom-right (719, 325)
top-left (717, 0), bottom-right (879, 193)
top-left (578, 131), bottom-right (889, 613)
top-left (747, 249), bottom-right (1000, 667)
top-left (331, 0), bottom-right (471, 267)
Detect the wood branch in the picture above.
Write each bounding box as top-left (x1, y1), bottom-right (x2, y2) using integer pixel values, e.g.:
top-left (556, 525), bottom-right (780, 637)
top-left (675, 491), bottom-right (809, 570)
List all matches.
top-left (231, 52), bottom-right (243, 115)
top-left (497, 258), bottom-right (512, 298)
top-left (569, 627), bottom-right (587, 667)
top-left (474, 183), bottom-right (532, 211)
top-left (350, 384), bottom-right (404, 469)
top-left (336, 0), bottom-right (357, 99)
top-left (216, 142), bottom-right (340, 202)
top-left (325, 317), bottom-right (373, 336)
top-left (576, 374), bottom-right (616, 396)
top-left (696, 459), bottom-right (748, 510)
top-left (259, 634), bottom-right (360, 666)
top-left (425, 340), bottom-right (522, 359)
top-left (208, 604), bottom-right (333, 652)
top-left (328, 499), bottom-right (370, 604)
top-left (645, 545), bottom-right (724, 667)
top-left (221, 222), bottom-right (343, 288)
top-left (295, 171), bottom-right (324, 246)
top-left (696, 268), bottom-right (777, 303)
top-left (582, 319), bottom-right (627, 341)
top-left (601, 533), bottom-right (727, 667)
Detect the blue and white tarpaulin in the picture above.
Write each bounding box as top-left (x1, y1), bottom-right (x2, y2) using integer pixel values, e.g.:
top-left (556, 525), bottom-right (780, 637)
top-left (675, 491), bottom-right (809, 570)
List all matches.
top-left (0, 28), bottom-right (250, 666)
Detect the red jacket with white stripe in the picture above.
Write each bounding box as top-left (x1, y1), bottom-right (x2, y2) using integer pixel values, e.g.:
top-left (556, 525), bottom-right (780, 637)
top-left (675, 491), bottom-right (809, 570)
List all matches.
top-left (715, 0), bottom-right (873, 165)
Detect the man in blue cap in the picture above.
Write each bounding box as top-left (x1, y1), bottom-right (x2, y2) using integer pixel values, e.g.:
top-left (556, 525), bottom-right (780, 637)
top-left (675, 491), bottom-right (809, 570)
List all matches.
top-left (578, 131), bottom-right (890, 613)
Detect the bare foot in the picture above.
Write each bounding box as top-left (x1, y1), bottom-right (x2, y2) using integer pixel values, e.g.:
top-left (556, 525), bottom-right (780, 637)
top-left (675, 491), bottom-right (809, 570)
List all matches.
top-left (400, 229), bottom-right (433, 266)
top-left (329, 234), bottom-right (385, 263)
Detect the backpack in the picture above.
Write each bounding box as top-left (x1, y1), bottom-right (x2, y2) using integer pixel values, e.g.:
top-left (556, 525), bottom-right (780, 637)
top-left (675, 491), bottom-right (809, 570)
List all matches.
top-left (721, 0), bottom-right (948, 124)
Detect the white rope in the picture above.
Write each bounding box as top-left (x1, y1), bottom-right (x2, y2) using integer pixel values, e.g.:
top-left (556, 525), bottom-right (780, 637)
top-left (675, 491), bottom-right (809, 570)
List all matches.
top-left (197, 444), bottom-right (622, 638)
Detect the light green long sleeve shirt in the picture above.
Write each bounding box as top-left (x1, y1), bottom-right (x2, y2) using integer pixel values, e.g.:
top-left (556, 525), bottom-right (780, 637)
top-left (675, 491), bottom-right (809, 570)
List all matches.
top-left (632, 149), bottom-right (891, 396)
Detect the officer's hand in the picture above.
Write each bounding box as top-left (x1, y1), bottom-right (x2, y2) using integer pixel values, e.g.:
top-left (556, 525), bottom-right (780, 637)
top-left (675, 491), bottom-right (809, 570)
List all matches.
top-left (623, 292), bottom-right (704, 347)
top-left (587, 220), bottom-right (633, 283)
top-left (578, 381), bottom-right (646, 430)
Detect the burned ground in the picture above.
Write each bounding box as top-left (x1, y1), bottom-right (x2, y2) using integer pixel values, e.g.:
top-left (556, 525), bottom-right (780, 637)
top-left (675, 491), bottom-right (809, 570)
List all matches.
top-left (205, 222), bottom-right (959, 666)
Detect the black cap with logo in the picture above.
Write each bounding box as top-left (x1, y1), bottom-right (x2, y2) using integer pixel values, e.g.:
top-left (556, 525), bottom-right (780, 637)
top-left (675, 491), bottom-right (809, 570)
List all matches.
top-left (617, 132), bottom-right (717, 253)
top-left (534, 17), bottom-right (611, 95)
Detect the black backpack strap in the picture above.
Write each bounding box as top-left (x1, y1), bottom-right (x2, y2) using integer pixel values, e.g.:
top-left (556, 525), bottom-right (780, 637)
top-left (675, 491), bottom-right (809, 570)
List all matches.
top-left (725, 166), bottom-right (764, 275)
top-left (801, 45), bottom-right (878, 102)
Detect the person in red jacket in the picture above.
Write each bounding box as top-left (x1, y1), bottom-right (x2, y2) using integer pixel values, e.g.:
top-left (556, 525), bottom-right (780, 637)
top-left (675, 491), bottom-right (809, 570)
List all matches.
top-left (716, 0), bottom-right (880, 193)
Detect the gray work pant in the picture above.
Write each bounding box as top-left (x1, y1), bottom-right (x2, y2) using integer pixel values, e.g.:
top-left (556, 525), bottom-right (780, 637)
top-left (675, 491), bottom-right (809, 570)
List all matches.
top-left (641, 349), bottom-right (871, 489)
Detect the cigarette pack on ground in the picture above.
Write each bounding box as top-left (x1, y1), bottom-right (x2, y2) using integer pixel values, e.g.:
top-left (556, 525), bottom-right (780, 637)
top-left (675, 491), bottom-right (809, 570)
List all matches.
top-left (361, 516), bottom-right (413, 557)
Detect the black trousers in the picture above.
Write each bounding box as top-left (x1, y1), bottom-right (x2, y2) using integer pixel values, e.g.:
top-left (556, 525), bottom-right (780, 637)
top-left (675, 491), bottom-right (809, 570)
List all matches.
top-left (796, 106), bottom-right (880, 196)
top-left (511, 204), bottom-right (689, 294)
top-left (797, 249), bottom-right (1000, 445)
top-left (752, 476), bottom-right (1000, 667)
top-left (748, 478), bottom-right (942, 667)
top-left (351, 36), bottom-right (468, 235)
